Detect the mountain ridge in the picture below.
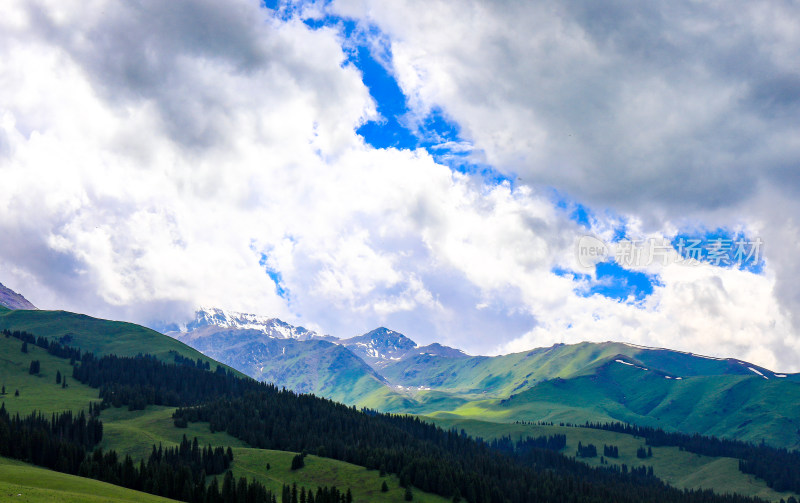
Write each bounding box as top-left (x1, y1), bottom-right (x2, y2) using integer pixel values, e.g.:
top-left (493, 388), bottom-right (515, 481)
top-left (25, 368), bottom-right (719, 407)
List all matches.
top-left (161, 306), bottom-right (800, 448)
top-left (0, 282), bottom-right (37, 310)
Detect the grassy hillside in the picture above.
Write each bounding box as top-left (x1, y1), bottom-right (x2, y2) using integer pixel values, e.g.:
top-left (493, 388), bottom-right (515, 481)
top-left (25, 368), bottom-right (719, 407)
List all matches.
top-left (98, 406), bottom-right (249, 460)
top-left (0, 333), bottom-right (100, 415)
top-left (95, 406), bottom-right (449, 502)
top-left (0, 329), bottom-right (451, 503)
top-left (376, 343), bottom-right (800, 449)
top-left (230, 448), bottom-right (450, 503)
top-left (0, 309), bottom-right (243, 375)
top-left (431, 417), bottom-right (800, 503)
top-left (493, 360), bottom-right (800, 449)
top-left (2, 313), bottom-right (797, 502)
top-left (424, 362), bottom-right (800, 449)
top-left (0, 456), bottom-right (180, 502)
top-left (381, 341), bottom-right (795, 399)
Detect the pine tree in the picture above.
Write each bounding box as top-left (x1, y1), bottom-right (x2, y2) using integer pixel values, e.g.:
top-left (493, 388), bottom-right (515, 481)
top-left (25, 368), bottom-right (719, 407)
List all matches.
top-left (56, 370), bottom-right (62, 384)
top-left (14, 389), bottom-right (19, 397)
top-left (21, 341), bottom-right (28, 353)
top-left (222, 470), bottom-right (235, 501)
top-left (291, 453), bottom-right (306, 470)
top-left (381, 481), bottom-right (389, 493)
top-left (404, 486), bottom-right (413, 501)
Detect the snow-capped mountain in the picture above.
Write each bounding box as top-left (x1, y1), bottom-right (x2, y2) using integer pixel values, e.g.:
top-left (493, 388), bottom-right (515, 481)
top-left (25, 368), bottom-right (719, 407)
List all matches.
top-left (183, 307), bottom-right (333, 341)
top-left (340, 327), bottom-right (419, 369)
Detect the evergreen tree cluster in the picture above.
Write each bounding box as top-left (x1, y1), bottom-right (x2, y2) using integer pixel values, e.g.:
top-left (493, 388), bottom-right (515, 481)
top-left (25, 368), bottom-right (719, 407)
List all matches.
top-left (175, 392), bottom-right (769, 503)
top-left (75, 439), bottom-right (272, 503)
top-left (0, 404), bottom-right (102, 473)
top-left (488, 433), bottom-right (566, 454)
top-left (603, 444), bottom-right (619, 458)
top-left (291, 452), bottom-right (307, 470)
top-left (3, 328), bottom-right (83, 361)
top-left (576, 441), bottom-right (598, 458)
top-left (0, 402), bottom-right (271, 503)
top-left (583, 421), bottom-right (800, 493)
top-left (71, 352), bottom-right (241, 409)
top-left (280, 482), bottom-right (352, 503)
top-left (739, 455), bottom-right (800, 493)
top-left (171, 351), bottom-right (212, 370)
top-left (636, 446), bottom-right (653, 459)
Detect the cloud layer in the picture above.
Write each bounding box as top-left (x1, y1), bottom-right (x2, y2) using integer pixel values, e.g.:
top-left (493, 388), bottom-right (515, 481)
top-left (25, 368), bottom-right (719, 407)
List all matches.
top-left (0, 0), bottom-right (797, 370)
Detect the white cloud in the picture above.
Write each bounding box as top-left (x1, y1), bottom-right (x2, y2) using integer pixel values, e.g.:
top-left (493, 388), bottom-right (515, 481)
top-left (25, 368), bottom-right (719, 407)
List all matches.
top-left (0, 0), bottom-right (797, 372)
top-left (330, 0), bottom-right (800, 369)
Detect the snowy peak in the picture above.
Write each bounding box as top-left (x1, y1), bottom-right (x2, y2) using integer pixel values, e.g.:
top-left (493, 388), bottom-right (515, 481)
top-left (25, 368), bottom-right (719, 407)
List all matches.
top-left (185, 307), bottom-right (328, 341)
top-left (0, 282), bottom-right (37, 310)
top-left (341, 327), bottom-right (418, 367)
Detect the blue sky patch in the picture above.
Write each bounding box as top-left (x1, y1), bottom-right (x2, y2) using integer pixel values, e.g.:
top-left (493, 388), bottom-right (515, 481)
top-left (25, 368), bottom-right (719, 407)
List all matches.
top-left (552, 191), bottom-right (593, 228)
top-left (296, 8), bottom-right (514, 184)
top-left (671, 228), bottom-right (764, 273)
top-left (587, 261), bottom-right (661, 302)
top-left (259, 253), bottom-right (289, 299)
top-left (554, 263), bottom-right (660, 304)
top-left (552, 266), bottom-right (590, 282)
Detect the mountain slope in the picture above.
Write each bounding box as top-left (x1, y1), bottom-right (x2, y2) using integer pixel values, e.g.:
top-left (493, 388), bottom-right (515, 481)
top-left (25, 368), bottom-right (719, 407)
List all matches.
top-left (0, 309), bottom-right (229, 371)
top-left (340, 327), bottom-right (419, 369)
top-left (427, 417), bottom-right (799, 503)
top-left (432, 355), bottom-right (800, 449)
top-left (169, 322), bottom-right (415, 409)
top-left (380, 341), bottom-right (796, 397)
top-left (0, 457), bottom-right (180, 503)
top-left (0, 282), bottom-right (36, 310)
top-left (160, 308), bottom-right (800, 450)
top-left (0, 317), bottom-right (452, 503)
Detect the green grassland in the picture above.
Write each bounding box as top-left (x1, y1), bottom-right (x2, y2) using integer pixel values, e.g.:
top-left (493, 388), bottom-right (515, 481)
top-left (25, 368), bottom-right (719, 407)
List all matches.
top-left (1, 311), bottom-right (798, 502)
top-left (416, 359), bottom-right (800, 450)
top-left (494, 361), bottom-right (800, 449)
top-left (229, 448), bottom-right (450, 503)
top-left (98, 406), bottom-right (249, 460)
top-left (0, 333), bottom-right (100, 415)
top-left (431, 417), bottom-right (800, 503)
top-left (95, 405), bottom-right (449, 502)
top-left (0, 309), bottom-right (230, 370)
top-left (383, 341), bottom-right (795, 400)
top-left (0, 328), bottom-right (448, 502)
top-left (0, 456), bottom-right (180, 502)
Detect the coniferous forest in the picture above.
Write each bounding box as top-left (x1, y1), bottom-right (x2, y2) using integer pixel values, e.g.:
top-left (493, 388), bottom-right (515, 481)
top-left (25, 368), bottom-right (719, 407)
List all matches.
top-left (579, 420), bottom-right (800, 493)
top-left (2, 327), bottom-right (798, 503)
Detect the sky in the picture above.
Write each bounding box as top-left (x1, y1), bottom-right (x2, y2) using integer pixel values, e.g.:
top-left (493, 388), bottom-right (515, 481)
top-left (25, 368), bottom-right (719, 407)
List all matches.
top-left (1, 0), bottom-right (799, 370)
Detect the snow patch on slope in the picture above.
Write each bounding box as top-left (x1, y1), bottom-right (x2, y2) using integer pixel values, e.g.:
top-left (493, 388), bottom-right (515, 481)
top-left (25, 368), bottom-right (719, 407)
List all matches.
top-left (748, 367), bottom-right (769, 379)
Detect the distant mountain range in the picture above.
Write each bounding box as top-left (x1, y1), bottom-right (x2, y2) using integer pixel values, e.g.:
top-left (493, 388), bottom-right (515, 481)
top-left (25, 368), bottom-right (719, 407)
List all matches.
top-left (1, 283), bottom-right (798, 450)
top-left (165, 307), bottom-right (800, 449)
